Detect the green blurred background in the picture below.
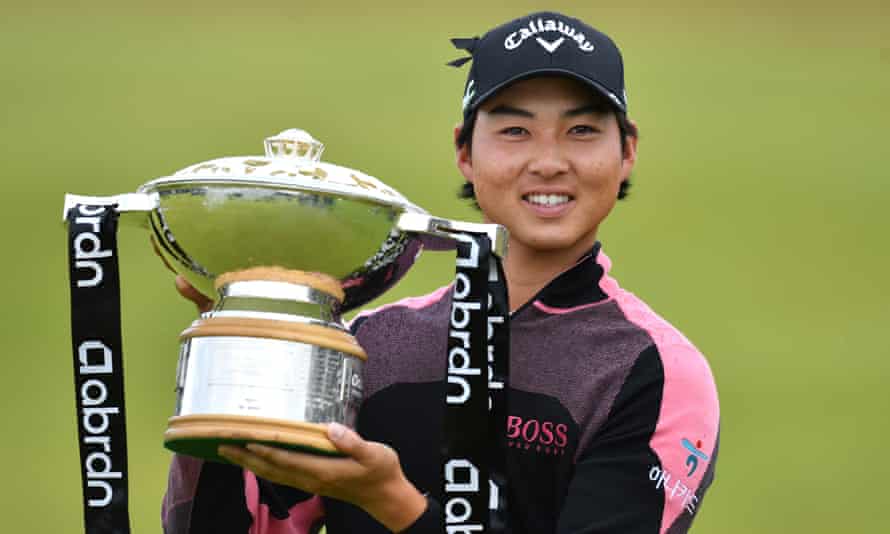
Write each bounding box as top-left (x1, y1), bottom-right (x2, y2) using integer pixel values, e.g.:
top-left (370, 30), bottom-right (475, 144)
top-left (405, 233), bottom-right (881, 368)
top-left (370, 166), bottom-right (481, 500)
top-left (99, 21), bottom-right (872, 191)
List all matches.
top-left (2, 0), bottom-right (887, 531)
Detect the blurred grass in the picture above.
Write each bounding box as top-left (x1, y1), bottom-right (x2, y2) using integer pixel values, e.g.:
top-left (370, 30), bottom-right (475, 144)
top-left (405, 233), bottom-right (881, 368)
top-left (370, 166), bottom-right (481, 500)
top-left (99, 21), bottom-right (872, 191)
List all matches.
top-left (1, 1), bottom-right (888, 531)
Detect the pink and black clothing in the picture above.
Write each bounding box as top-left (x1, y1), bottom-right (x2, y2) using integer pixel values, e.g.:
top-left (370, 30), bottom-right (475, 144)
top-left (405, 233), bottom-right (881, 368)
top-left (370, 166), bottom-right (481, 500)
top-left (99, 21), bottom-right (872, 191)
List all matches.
top-left (163, 243), bottom-right (720, 533)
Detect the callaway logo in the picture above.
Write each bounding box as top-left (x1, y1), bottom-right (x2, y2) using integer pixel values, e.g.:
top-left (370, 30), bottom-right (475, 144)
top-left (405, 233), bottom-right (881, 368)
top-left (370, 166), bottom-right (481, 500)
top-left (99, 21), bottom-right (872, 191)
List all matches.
top-left (535, 37), bottom-right (564, 54)
top-left (504, 17), bottom-right (595, 53)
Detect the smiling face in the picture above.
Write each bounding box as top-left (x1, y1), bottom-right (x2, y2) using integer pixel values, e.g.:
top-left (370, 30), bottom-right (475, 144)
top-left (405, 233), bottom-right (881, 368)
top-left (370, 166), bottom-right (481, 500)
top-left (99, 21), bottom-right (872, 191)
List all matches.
top-left (456, 76), bottom-right (637, 263)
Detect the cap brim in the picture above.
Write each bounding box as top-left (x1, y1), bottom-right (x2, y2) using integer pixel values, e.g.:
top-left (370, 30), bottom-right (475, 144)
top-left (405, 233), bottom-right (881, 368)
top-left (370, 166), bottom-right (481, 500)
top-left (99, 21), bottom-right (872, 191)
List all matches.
top-left (467, 68), bottom-right (626, 116)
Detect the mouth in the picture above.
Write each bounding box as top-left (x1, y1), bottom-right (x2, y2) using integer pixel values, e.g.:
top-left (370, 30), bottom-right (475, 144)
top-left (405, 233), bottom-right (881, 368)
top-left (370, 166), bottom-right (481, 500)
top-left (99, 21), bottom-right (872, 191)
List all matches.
top-left (522, 193), bottom-right (574, 208)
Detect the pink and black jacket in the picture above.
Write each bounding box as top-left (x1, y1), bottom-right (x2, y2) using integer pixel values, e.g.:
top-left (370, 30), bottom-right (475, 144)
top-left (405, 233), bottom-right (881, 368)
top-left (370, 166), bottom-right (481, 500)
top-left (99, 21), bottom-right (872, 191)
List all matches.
top-left (163, 243), bottom-right (720, 533)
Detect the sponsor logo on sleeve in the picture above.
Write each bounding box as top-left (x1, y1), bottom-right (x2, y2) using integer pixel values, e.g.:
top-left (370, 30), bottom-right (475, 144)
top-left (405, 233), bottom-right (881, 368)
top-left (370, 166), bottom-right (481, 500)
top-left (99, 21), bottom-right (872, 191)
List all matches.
top-left (648, 465), bottom-right (699, 515)
top-left (682, 438), bottom-right (709, 476)
top-left (646, 439), bottom-right (710, 515)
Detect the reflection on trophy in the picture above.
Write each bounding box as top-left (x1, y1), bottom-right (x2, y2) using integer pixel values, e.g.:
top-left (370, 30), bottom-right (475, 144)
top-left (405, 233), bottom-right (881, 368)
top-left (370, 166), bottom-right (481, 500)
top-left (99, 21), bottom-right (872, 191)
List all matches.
top-left (63, 128), bottom-right (506, 462)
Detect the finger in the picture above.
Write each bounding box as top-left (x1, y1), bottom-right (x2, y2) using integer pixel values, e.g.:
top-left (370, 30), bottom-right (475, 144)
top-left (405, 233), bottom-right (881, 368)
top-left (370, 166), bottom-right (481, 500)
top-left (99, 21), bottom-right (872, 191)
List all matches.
top-left (243, 443), bottom-right (311, 466)
top-left (240, 427), bottom-right (372, 466)
top-left (243, 443), bottom-right (368, 487)
top-left (326, 423), bottom-right (378, 464)
top-left (229, 444), bottom-right (359, 495)
top-left (175, 275), bottom-right (213, 312)
top-left (243, 443), bottom-right (350, 472)
top-left (218, 445), bottom-right (250, 468)
top-left (219, 445), bottom-right (304, 486)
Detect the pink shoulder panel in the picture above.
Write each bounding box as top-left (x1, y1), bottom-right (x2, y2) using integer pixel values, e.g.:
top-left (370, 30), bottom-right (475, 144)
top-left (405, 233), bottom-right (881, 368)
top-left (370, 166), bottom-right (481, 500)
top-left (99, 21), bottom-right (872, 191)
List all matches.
top-left (598, 251), bottom-right (720, 533)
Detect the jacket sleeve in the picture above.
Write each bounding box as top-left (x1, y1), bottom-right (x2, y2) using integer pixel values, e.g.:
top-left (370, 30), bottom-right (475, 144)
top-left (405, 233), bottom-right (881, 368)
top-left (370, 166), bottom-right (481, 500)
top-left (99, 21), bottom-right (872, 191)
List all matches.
top-left (161, 454), bottom-right (325, 534)
top-left (557, 344), bottom-right (720, 534)
top-left (401, 497), bottom-right (448, 533)
top-left (162, 455), bottom-right (251, 533)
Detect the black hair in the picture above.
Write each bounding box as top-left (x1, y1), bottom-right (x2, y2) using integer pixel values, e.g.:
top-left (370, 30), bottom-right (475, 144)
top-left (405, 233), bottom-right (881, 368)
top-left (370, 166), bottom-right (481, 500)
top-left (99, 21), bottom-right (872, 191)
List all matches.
top-left (455, 107), bottom-right (638, 207)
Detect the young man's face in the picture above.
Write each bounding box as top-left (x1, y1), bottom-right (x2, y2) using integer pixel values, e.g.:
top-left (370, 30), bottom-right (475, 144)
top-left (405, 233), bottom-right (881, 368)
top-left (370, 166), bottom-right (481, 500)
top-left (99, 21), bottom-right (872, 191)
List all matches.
top-left (456, 76), bottom-right (637, 259)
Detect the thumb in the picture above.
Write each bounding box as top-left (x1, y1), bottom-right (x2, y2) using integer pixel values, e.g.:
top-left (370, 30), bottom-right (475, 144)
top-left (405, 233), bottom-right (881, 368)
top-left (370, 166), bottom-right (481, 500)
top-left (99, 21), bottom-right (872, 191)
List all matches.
top-left (328, 423), bottom-right (376, 464)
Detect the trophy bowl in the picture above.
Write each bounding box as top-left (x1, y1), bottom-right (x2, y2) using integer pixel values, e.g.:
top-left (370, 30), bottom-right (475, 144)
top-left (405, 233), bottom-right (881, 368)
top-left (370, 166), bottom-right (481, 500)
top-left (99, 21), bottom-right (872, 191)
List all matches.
top-left (63, 129), bottom-right (495, 462)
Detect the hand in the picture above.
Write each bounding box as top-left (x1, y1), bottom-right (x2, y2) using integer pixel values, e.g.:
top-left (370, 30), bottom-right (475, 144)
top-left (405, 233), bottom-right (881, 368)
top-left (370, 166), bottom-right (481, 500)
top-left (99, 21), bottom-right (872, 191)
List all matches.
top-left (218, 423), bottom-right (427, 532)
top-left (174, 275), bottom-right (213, 313)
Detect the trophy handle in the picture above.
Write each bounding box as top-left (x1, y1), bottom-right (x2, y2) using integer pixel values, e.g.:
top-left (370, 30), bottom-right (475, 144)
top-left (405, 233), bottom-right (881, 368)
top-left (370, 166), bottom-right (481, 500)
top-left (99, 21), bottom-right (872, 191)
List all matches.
top-left (62, 192), bottom-right (160, 228)
top-left (396, 212), bottom-right (508, 258)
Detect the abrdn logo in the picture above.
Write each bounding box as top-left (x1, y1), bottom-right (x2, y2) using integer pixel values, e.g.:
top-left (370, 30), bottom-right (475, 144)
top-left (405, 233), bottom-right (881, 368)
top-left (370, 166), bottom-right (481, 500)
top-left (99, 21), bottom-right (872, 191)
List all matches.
top-left (446, 236), bottom-right (481, 406)
top-left (79, 340), bottom-right (122, 507)
top-left (506, 415), bottom-right (568, 455)
top-left (72, 205), bottom-right (113, 288)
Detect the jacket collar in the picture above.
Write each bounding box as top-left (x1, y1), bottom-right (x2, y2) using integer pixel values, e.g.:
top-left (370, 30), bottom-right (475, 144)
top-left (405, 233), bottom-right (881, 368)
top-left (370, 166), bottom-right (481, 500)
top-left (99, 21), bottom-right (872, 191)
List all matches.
top-left (513, 242), bottom-right (610, 316)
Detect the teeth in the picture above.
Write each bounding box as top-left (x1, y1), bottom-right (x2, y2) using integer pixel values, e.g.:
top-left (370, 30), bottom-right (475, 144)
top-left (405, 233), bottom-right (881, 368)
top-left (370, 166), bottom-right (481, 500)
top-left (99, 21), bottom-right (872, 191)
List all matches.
top-left (525, 193), bottom-right (571, 206)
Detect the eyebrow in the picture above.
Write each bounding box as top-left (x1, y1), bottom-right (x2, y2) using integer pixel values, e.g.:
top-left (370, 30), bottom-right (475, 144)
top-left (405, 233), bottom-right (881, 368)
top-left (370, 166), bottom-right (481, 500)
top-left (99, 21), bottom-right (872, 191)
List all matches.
top-left (564, 104), bottom-right (610, 117)
top-left (487, 105), bottom-right (535, 118)
top-left (486, 103), bottom-right (609, 119)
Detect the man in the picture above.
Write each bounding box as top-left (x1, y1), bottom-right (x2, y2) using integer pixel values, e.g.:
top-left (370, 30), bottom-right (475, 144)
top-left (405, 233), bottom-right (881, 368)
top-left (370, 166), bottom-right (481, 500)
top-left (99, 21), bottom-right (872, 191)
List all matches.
top-left (163, 11), bottom-right (720, 534)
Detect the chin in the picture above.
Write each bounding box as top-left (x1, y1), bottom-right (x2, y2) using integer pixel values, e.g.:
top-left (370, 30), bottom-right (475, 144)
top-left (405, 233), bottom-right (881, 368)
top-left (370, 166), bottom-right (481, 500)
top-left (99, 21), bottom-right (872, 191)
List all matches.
top-left (521, 232), bottom-right (591, 253)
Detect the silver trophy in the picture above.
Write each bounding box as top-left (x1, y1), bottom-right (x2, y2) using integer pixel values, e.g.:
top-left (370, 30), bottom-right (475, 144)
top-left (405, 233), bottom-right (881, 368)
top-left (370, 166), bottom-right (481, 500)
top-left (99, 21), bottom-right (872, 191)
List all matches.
top-left (63, 129), bottom-right (506, 461)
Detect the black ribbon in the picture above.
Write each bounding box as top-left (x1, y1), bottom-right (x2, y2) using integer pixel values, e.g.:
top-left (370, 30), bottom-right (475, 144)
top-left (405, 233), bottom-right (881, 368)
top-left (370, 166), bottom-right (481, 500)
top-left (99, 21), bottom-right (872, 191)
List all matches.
top-left (443, 232), bottom-right (510, 532)
top-left (67, 203), bottom-right (131, 534)
top-left (486, 251), bottom-right (510, 531)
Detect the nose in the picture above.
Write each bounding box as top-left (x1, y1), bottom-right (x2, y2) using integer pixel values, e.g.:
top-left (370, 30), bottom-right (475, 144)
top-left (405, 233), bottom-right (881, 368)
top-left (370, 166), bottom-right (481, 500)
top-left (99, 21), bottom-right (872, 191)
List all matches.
top-left (527, 139), bottom-right (569, 178)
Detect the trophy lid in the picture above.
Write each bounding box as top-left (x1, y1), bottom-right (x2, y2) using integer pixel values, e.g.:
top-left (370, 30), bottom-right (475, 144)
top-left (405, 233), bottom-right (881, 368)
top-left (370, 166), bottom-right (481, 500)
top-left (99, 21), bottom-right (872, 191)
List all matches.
top-left (139, 128), bottom-right (418, 211)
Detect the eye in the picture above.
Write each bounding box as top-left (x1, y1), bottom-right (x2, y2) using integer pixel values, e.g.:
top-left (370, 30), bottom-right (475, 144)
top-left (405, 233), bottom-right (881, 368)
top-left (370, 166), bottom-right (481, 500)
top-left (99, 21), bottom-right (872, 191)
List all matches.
top-left (500, 126), bottom-right (529, 137)
top-left (568, 124), bottom-right (599, 136)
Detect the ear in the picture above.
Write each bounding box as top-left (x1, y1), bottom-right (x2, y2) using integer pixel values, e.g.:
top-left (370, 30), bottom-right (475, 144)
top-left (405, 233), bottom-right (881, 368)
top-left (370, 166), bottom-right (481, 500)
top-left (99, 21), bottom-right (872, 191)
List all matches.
top-left (454, 124), bottom-right (474, 184)
top-left (620, 119), bottom-right (639, 181)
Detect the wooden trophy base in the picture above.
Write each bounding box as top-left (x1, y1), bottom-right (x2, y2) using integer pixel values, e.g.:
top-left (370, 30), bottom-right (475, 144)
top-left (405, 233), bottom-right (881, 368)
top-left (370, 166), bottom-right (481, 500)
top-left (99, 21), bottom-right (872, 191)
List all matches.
top-left (165, 414), bottom-right (342, 463)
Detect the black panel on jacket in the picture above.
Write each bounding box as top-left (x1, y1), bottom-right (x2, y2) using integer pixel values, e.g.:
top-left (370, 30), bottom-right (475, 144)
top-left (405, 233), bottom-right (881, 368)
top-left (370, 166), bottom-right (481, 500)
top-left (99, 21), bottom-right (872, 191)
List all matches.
top-left (557, 344), bottom-right (665, 533)
top-left (190, 462), bottom-right (252, 533)
top-left (323, 381), bottom-right (582, 534)
top-left (323, 381), bottom-right (446, 533)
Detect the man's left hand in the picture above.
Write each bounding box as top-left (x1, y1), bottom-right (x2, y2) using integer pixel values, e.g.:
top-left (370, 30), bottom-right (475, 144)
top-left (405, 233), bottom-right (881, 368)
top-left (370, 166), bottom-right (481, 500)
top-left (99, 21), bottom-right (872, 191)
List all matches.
top-left (218, 423), bottom-right (427, 532)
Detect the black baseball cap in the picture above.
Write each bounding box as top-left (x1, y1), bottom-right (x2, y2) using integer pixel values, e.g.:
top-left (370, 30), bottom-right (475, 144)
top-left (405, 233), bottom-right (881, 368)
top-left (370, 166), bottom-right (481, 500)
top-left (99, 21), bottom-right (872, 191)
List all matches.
top-left (449, 11), bottom-right (627, 121)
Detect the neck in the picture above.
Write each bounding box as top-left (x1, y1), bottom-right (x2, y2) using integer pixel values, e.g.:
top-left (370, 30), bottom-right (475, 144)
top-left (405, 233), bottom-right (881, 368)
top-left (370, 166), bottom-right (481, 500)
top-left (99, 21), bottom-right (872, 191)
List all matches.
top-left (502, 236), bottom-right (597, 312)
